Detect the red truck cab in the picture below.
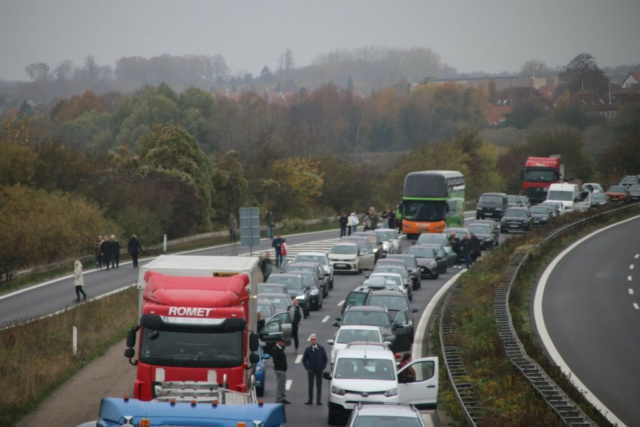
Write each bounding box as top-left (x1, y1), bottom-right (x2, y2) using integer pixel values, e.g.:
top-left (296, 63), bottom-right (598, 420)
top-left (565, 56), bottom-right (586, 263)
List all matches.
top-left (521, 157), bottom-right (562, 203)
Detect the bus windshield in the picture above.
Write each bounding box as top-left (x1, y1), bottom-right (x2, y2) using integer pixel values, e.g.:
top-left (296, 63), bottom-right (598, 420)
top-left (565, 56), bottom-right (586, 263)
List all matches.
top-left (403, 201), bottom-right (446, 222)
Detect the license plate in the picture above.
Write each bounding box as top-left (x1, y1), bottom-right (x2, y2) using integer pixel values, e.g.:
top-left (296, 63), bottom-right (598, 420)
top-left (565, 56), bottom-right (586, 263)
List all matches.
top-left (510, 224), bottom-right (519, 228)
top-left (336, 263), bottom-right (347, 268)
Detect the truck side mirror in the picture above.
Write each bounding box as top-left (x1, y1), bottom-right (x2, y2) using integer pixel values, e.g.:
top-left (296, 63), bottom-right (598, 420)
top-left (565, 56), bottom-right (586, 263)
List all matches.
top-left (126, 328), bottom-right (138, 348)
top-left (249, 353), bottom-right (260, 364)
top-left (124, 348), bottom-right (135, 359)
top-left (250, 333), bottom-right (259, 352)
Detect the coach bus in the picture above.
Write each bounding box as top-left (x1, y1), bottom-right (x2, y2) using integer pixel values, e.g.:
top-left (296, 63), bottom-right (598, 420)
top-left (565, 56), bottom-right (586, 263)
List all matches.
top-left (401, 170), bottom-right (465, 238)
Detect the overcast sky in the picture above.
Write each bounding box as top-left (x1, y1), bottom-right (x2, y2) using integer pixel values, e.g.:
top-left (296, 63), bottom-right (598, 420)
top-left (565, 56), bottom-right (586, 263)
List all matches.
top-left (1, 0), bottom-right (639, 81)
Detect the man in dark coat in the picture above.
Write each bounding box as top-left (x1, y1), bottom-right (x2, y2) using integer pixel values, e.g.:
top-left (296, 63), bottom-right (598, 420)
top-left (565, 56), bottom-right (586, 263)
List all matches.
top-left (288, 299), bottom-right (303, 354)
top-left (339, 212), bottom-right (348, 237)
top-left (272, 233), bottom-right (284, 267)
top-left (101, 235), bottom-right (111, 270)
top-left (271, 336), bottom-right (291, 404)
top-left (470, 232), bottom-right (482, 264)
top-left (449, 232), bottom-right (461, 268)
top-left (110, 235), bottom-right (121, 269)
top-left (127, 234), bottom-right (143, 268)
top-left (302, 334), bottom-right (328, 405)
top-left (387, 210), bottom-right (396, 230)
top-left (461, 235), bottom-right (472, 269)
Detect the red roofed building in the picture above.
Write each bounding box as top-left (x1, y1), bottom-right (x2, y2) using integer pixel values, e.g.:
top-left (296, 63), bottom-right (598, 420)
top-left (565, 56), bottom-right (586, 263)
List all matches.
top-left (572, 91), bottom-right (617, 119)
top-left (621, 72), bottom-right (640, 89)
top-left (486, 105), bottom-right (512, 126)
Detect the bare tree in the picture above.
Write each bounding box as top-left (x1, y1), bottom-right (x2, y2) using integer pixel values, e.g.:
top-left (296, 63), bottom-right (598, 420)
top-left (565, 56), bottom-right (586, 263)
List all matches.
top-left (277, 48), bottom-right (295, 81)
top-left (25, 63), bottom-right (50, 82)
top-left (212, 54), bottom-right (230, 83)
top-left (54, 60), bottom-right (74, 81)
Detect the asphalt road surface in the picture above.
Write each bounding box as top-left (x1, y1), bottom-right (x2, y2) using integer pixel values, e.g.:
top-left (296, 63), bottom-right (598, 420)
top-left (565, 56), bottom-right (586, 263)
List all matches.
top-left (536, 215), bottom-right (640, 427)
top-left (10, 213), bottom-right (485, 426)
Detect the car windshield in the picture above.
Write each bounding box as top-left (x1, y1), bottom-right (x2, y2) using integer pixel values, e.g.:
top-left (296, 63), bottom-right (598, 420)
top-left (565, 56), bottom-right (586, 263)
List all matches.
top-left (376, 233), bottom-right (390, 242)
top-left (390, 257), bottom-right (416, 269)
top-left (505, 209), bottom-right (528, 218)
top-left (345, 291), bottom-right (368, 308)
top-left (480, 195), bottom-right (503, 204)
top-left (268, 276), bottom-right (304, 290)
top-left (507, 195), bottom-right (519, 204)
top-left (336, 329), bottom-right (382, 344)
top-left (374, 268), bottom-right (408, 280)
top-left (547, 190), bottom-right (574, 201)
top-left (264, 296), bottom-right (290, 309)
top-left (620, 177), bottom-right (638, 184)
top-left (417, 233), bottom-right (447, 245)
top-left (295, 255), bottom-right (327, 265)
top-left (342, 311), bottom-right (390, 327)
top-left (258, 285), bottom-right (286, 294)
top-left (369, 295), bottom-right (409, 312)
top-left (331, 245), bottom-right (357, 255)
top-left (629, 185), bottom-right (640, 191)
top-left (335, 358), bottom-right (396, 381)
top-left (592, 193), bottom-right (607, 200)
top-left (342, 239), bottom-right (367, 249)
top-left (403, 200), bottom-right (446, 222)
top-left (468, 225), bottom-right (491, 234)
top-left (258, 304), bottom-right (274, 318)
top-left (408, 247), bottom-right (436, 258)
top-left (530, 207), bottom-right (549, 214)
top-left (608, 186), bottom-right (625, 193)
top-left (140, 329), bottom-right (242, 368)
top-left (352, 416), bottom-right (422, 427)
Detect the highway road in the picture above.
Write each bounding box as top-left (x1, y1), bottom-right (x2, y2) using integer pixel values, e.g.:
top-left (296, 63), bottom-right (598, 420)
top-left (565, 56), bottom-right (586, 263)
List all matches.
top-left (535, 215), bottom-right (640, 427)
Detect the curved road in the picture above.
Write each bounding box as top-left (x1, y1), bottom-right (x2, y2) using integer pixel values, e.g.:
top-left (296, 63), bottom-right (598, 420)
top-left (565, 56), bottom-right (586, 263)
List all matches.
top-left (535, 215), bottom-right (640, 427)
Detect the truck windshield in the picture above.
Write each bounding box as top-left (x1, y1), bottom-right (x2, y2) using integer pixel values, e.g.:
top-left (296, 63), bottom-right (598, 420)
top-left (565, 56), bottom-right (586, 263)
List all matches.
top-left (403, 201), bottom-right (446, 222)
top-left (524, 169), bottom-right (556, 182)
top-left (140, 329), bottom-right (242, 368)
top-left (547, 191), bottom-right (573, 201)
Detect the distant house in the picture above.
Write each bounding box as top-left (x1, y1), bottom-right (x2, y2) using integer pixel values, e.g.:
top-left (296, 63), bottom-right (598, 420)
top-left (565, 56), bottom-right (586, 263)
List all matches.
top-left (493, 87), bottom-right (555, 111)
top-left (621, 72), bottom-right (640, 89)
top-left (425, 75), bottom-right (558, 91)
top-left (486, 105), bottom-right (512, 126)
top-left (572, 91), bottom-right (617, 119)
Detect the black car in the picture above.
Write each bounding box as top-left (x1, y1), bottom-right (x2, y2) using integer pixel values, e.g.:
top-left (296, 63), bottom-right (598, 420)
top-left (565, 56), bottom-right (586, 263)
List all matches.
top-left (267, 273), bottom-right (313, 316)
top-left (517, 196), bottom-right (531, 208)
top-left (342, 287), bottom-right (373, 314)
top-left (467, 223), bottom-right (497, 249)
top-left (473, 219), bottom-right (500, 241)
top-left (332, 305), bottom-right (408, 352)
top-left (476, 192), bottom-right (508, 220)
top-left (500, 207), bottom-right (532, 233)
top-left (507, 195), bottom-right (521, 208)
top-left (628, 185), bottom-right (640, 202)
top-left (386, 254), bottom-right (421, 290)
top-left (415, 233), bottom-right (457, 267)
top-left (363, 290), bottom-right (418, 351)
top-left (529, 205), bottom-right (552, 225)
top-left (407, 245), bottom-right (448, 279)
top-left (286, 262), bottom-right (329, 298)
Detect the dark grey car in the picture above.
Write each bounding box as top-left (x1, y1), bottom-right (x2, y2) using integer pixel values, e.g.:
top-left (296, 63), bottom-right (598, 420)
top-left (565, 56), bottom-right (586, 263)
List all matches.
top-left (267, 273), bottom-right (312, 316)
top-left (467, 223), bottom-right (496, 249)
top-left (476, 192), bottom-right (508, 220)
top-left (286, 262), bottom-right (329, 298)
top-left (364, 290), bottom-right (418, 351)
top-left (407, 245), bottom-right (448, 279)
top-left (386, 254), bottom-right (421, 290)
top-left (332, 305), bottom-right (409, 352)
top-left (500, 207), bottom-right (532, 233)
top-left (529, 205), bottom-right (552, 225)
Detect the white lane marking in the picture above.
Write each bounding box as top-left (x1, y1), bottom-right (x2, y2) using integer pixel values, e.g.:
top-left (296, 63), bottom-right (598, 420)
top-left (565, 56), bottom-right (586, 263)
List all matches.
top-left (534, 214), bottom-right (640, 427)
top-left (412, 269), bottom-right (467, 361)
top-left (636, 254), bottom-right (640, 259)
top-left (337, 300), bottom-right (345, 306)
top-left (629, 276), bottom-right (633, 282)
top-left (634, 303), bottom-right (639, 310)
top-left (630, 265), bottom-right (635, 270)
top-left (286, 379), bottom-right (293, 390)
top-left (322, 315), bottom-right (330, 323)
top-left (295, 355), bottom-right (303, 364)
top-left (306, 334), bottom-right (313, 341)
top-left (630, 289), bottom-right (635, 295)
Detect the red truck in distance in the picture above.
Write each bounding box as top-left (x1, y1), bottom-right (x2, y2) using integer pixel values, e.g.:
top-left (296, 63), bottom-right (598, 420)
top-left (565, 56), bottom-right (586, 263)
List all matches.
top-left (521, 157), bottom-right (562, 203)
top-left (124, 256), bottom-right (265, 403)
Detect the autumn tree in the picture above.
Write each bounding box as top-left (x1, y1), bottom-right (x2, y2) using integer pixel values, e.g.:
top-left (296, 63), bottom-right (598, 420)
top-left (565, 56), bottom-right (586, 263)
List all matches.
top-left (266, 157), bottom-right (323, 216)
top-left (559, 53), bottom-right (608, 93)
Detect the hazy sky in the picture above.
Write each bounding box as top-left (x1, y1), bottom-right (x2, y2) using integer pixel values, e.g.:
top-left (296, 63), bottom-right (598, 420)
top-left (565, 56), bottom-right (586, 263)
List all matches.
top-left (1, 0), bottom-right (639, 81)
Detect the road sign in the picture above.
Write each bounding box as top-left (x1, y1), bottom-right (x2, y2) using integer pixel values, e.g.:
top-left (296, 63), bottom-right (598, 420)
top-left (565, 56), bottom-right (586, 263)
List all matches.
top-left (239, 207), bottom-right (261, 255)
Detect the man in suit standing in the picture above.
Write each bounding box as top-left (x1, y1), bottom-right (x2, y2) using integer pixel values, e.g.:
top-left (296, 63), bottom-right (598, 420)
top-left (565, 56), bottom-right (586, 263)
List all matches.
top-left (271, 336), bottom-right (291, 404)
top-left (302, 334), bottom-right (328, 405)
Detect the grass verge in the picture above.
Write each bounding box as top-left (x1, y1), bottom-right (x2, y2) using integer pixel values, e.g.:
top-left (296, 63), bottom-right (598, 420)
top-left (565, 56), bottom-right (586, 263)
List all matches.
top-left (0, 286), bottom-right (139, 427)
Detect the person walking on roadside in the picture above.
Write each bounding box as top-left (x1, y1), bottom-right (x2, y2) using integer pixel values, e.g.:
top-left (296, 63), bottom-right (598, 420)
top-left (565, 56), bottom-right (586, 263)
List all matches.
top-left (461, 235), bottom-right (472, 269)
top-left (128, 234), bottom-right (143, 268)
top-left (94, 236), bottom-right (103, 269)
top-left (387, 209), bottom-right (396, 231)
top-left (349, 212), bottom-right (359, 234)
top-left (271, 336), bottom-right (291, 404)
top-left (266, 209), bottom-right (275, 239)
top-left (363, 210), bottom-right (371, 231)
top-left (369, 207), bottom-right (378, 230)
top-left (74, 260), bottom-right (87, 302)
top-left (110, 235), bottom-right (120, 269)
top-left (228, 213), bottom-right (238, 243)
top-left (260, 252), bottom-right (273, 279)
top-left (280, 239), bottom-right (288, 266)
top-left (470, 232), bottom-right (482, 264)
top-left (272, 233), bottom-right (284, 267)
top-left (101, 235), bottom-right (111, 270)
top-left (289, 298), bottom-right (303, 354)
top-left (450, 232), bottom-right (461, 268)
top-left (339, 212), bottom-right (348, 237)
top-left (302, 334), bottom-right (328, 405)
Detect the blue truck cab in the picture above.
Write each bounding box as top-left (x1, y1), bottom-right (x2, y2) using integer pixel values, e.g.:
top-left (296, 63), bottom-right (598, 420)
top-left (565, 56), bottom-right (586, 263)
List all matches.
top-left (79, 397), bottom-right (286, 427)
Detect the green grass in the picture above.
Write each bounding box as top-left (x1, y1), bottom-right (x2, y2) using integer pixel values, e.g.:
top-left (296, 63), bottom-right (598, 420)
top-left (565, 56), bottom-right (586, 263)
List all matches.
top-left (0, 286), bottom-right (139, 427)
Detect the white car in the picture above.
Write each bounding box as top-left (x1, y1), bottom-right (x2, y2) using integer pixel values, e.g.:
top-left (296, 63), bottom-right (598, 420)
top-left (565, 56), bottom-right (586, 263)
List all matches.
top-left (327, 325), bottom-right (385, 366)
top-left (363, 275), bottom-right (401, 292)
top-left (328, 243), bottom-right (361, 274)
top-left (294, 252), bottom-right (334, 289)
top-left (369, 272), bottom-right (408, 299)
top-left (346, 403), bottom-right (427, 427)
top-left (373, 229), bottom-right (397, 255)
top-left (325, 347), bottom-right (439, 425)
top-left (541, 200), bottom-right (566, 216)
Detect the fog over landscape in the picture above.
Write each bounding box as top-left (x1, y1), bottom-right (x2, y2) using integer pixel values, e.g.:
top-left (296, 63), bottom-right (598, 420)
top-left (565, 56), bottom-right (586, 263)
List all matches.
top-left (1, 0), bottom-right (639, 80)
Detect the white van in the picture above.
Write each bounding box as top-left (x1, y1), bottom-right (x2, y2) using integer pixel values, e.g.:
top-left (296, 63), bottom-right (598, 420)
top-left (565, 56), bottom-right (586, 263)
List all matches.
top-left (545, 183), bottom-right (579, 212)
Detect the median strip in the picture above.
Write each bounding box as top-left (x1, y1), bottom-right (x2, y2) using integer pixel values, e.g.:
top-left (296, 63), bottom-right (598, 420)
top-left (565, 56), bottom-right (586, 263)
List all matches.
top-left (634, 303), bottom-right (639, 310)
top-left (630, 289), bottom-right (635, 295)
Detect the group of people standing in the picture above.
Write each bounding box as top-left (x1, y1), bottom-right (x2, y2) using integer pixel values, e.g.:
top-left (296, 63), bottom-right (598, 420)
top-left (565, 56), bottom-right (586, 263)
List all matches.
top-left (448, 231), bottom-right (482, 269)
top-left (339, 207), bottom-right (398, 237)
top-left (93, 234), bottom-right (143, 270)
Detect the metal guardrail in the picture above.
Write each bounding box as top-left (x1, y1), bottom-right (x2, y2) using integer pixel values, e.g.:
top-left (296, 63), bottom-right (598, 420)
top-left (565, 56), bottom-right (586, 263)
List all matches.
top-left (494, 202), bottom-right (640, 427)
top-left (439, 276), bottom-right (484, 426)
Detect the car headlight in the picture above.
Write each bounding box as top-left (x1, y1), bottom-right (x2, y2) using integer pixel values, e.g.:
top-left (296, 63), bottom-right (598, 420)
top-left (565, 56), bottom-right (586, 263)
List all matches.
top-left (349, 257), bottom-right (357, 262)
top-left (331, 386), bottom-right (346, 396)
top-left (384, 388), bottom-right (398, 397)
top-left (310, 289), bottom-right (319, 295)
top-left (296, 295), bottom-right (306, 300)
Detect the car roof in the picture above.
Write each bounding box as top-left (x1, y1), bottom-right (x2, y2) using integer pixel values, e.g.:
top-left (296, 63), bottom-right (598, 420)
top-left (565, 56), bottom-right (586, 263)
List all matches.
top-left (481, 192), bottom-right (507, 197)
top-left (289, 262), bottom-right (320, 267)
top-left (354, 404), bottom-right (421, 418)
top-left (507, 207), bottom-right (529, 212)
top-left (345, 305), bottom-right (387, 313)
top-left (296, 252), bottom-right (327, 257)
top-left (269, 273), bottom-right (302, 279)
top-left (367, 290), bottom-right (406, 298)
top-left (334, 348), bottom-right (394, 360)
top-left (376, 259), bottom-right (406, 265)
top-left (338, 325), bottom-right (382, 332)
top-left (416, 243), bottom-right (442, 249)
top-left (387, 254), bottom-right (414, 259)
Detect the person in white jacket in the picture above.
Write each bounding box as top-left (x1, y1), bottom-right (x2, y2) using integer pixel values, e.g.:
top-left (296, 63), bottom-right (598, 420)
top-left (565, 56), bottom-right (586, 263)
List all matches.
top-left (349, 212), bottom-right (359, 235)
top-left (74, 260), bottom-right (87, 302)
